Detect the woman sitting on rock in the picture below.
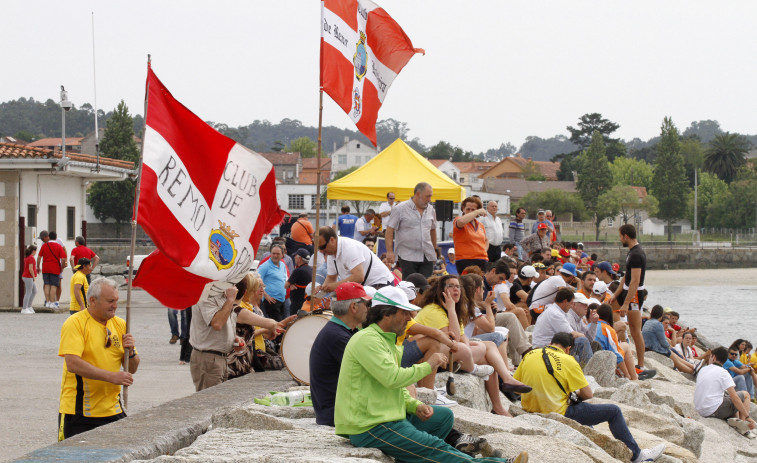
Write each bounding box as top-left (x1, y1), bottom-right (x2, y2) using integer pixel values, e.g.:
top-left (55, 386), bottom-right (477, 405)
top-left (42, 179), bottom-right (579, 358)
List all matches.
top-left (642, 305), bottom-right (697, 374)
top-left (595, 304), bottom-right (639, 380)
top-left (414, 274), bottom-right (530, 416)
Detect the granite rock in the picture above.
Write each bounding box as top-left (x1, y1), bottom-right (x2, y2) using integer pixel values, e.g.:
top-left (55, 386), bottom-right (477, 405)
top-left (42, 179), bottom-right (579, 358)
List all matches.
top-left (584, 351), bottom-right (630, 388)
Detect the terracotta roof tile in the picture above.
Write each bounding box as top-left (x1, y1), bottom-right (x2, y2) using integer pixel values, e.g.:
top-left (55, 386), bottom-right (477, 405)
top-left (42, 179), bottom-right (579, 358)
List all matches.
top-left (0, 142), bottom-right (134, 169)
top-left (259, 152), bottom-right (301, 165)
top-left (28, 137), bottom-right (83, 147)
top-left (428, 159), bottom-right (447, 167)
top-left (301, 158), bottom-right (331, 170)
top-left (453, 161), bottom-right (497, 173)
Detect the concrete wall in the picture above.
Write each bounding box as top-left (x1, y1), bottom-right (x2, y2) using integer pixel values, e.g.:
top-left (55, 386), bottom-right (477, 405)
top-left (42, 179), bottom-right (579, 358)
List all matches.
top-left (0, 172), bottom-right (19, 308)
top-left (588, 245), bottom-right (757, 270)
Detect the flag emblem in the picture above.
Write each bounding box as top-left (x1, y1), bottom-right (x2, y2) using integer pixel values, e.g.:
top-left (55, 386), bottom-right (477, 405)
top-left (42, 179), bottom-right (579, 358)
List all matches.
top-left (208, 220), bottom-right (239, 270)
top-left (353, 31), bottom-right (367, 80)
top-left (352, 87), bottom-right (361, 116)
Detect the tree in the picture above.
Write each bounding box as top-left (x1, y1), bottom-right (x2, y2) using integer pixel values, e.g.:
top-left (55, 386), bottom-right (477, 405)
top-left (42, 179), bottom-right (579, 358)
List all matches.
top-left (609, 156), bottom-right (654, 190)
top-left (519, 135), bottom-right (577, 161)
top-left (679, 137), bottom-right (705, 187)
top-left (598, 185), bottom-right (658, 226)
top-left (704, 132), bottom-right (750, 183)
top-left (566, 113), bottom-right (625, 159)
top-left (425, 141), bottom-right (454, 160)
top-left (705, 177), bottom-right (757, 230)
top-left (682, 120), bottom-right (723, 143)
top-left (651, 117), bottom-right (689, 241)
top-left (87, 101), bottom-right (140, 224)
top-left (687, 171), bottom-right (727, 228)
top-left (376, 118), bottom-right (409, 147)
top-left (576, 131), bottom-right (614, 239)
top-left (516, 190), bottom-right (588, 221)
top-left (287, 136), bottom-right (317, 158)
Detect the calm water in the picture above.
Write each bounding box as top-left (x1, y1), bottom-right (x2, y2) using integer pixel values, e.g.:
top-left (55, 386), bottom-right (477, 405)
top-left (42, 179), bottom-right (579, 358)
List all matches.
top-left (644, 280), bottom-right (757, 348)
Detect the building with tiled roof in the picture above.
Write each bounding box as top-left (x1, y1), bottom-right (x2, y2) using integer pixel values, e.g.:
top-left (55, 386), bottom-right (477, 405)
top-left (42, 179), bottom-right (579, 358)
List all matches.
top-left (299, 157), bottom-right (332, 184)
top-left (259, 152), bottom-right (301, 184)
top-left (483, 177), bottom-right (577, 202)
top-left (452, 161), bottom-right (497, 190)
top-left (28, 137), bottom-right (84, 154)
top-left (428, 159), bottom-right (460, 182)
top-left (0, 142), bottom-right (137, 311)
top-left (479, 154), bottom-right (561, 181)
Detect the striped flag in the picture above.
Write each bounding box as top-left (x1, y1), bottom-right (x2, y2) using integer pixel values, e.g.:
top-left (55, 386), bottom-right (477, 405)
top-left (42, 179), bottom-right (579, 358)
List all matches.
top-left (321, 0), bottom-right (423, 146)
top-left (133, 65), bottom-right (285, 309)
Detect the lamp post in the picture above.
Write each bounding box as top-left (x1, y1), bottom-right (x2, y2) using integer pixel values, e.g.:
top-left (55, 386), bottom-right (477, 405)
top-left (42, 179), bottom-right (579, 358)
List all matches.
top-left (59, 86), bottom-right (72, 161)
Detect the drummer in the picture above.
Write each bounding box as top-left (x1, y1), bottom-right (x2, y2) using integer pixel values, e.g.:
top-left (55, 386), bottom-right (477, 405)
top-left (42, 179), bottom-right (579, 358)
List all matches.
top-left (316, 227), bottom-right (397, 292)
top-left (310, 282), bottom-right (371, 426)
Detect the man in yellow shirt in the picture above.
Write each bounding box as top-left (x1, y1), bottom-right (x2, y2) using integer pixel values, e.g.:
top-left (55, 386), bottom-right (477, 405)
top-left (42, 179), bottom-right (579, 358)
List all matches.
top-left (58, 277), bottom-right (140, 440)
top-left (514, 332), bottom-right (665, 463)
top-left (69, 258), bottom-right (93, 315)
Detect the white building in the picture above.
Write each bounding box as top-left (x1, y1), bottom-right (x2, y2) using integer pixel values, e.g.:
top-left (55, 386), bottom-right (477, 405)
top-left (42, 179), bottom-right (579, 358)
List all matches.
top-left (641, 218), bottom-right (692, 237)
top-left (428, 159), bottom-right (461, 183)
top-left (329, 137), bottom-right (379, 177)
top-left (0, 143), bottom-right (136, 309)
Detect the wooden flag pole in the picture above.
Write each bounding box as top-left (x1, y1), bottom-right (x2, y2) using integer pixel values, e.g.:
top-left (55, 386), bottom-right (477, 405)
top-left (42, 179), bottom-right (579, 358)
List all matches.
top-left (311, 89), bottom-right (324, 295)
top-left (122, 54), bottom-right (151, 409)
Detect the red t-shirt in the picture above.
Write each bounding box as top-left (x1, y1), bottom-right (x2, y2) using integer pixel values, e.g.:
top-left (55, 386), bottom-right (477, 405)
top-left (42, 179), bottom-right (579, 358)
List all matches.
top-left (38, 241), bottom-right (67, 274)
top-left (71, 245), bottom-right (96, 266)
top-left (22, 255), bottom-right (37, 278)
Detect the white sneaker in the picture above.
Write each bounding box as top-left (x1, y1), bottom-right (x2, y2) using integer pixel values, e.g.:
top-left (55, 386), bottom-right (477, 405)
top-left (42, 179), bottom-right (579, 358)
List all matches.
top-left (53, 302), bottom-right (60, 309)
top-left (728, 417), bottom-right (752, 435)
top-left (434, 392), bottom-right (458, 407)
top-left (44, 301), bottom-right (50, 308)
top-left (745, 431), bottom-right (757, 439)
top-left (633, 443), bottom-right (665, 462)
top-left (469, 364), bottom-right (494, 378)
top-left (20, 307), bottom-right (29, 314)
top-left (25, 307), bottom-right (35, 314)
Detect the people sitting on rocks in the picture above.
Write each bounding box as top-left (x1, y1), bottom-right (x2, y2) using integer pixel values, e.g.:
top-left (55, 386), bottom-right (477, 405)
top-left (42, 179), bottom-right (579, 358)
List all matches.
top-left (334, 285), bottom-right (528, 462)
top-left (724, 342), bottom-right (755, 399)
top-left (531, 288), bottom-right (593, 366)
top-left (694, 346), bottom-right (756, 438)
top-left (672, 331), bottom-right (707, 373)
top-left (642, 305), bottom-right (697, 375)
top-left (514, 332), bottom-right (666, 463)
top-left (595, 304), bottom-right (647, 380)
top-left (528, 262), bottom-right (578, 323)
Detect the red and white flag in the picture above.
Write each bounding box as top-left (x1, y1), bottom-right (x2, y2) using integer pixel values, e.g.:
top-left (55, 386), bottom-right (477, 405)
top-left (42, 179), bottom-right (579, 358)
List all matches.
top-left (321, 0), bottom-right (423, 146)
top-left (133, 65), bottom-right (286, 309)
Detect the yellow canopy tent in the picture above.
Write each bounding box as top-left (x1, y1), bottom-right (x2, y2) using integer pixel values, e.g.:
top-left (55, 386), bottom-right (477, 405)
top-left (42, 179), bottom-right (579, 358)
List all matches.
top-left (326, 139), bottom-right (465, 202)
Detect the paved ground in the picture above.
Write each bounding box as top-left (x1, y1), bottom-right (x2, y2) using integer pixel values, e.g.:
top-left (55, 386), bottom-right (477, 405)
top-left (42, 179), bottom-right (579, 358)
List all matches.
top-left (0, 288), bottom-right (199, 463)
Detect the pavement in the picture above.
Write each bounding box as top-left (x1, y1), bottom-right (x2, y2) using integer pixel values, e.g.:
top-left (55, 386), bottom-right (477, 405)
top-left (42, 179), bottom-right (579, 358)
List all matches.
top-left (0, 288), bottom-right (295, 462)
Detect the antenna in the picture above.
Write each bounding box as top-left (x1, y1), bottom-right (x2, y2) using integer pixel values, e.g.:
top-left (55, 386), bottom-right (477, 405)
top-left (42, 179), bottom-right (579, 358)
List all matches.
top-left (91, 11), bottom-right (100, 172)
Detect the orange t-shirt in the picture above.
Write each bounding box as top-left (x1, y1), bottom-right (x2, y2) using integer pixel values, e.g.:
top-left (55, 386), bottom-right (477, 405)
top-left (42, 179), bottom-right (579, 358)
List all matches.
top-left (452, 218), bottom-right (488, 260)
top-left (290, 219), bottom-right (314, 245)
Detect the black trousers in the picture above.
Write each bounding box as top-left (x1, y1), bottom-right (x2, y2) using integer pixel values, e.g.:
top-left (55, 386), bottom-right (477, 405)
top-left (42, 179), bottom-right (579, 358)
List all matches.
top-left (58, 412), bottom-right (126, 441)
top-left (487, 244), bottom-right (502, 262)
top-left (261, 298), bottom-right (285, 322)
top-left (398, 257), bottom-right (434, 278)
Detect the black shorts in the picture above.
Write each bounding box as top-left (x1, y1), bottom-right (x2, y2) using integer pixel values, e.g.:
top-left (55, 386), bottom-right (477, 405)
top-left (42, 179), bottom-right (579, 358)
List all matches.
top-left (619, 289), bottom-right (646, 311)
top-left (58, 412), bottom-right (126, 441)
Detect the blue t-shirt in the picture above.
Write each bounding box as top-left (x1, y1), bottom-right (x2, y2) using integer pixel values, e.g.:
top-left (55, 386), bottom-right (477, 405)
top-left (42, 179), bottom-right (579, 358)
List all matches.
top-left (723, 359), bottom-right (745, 378)
top-left (257, 259), bottom-right (287, 302)
top-left (337, 214), bottom-right (358, 237)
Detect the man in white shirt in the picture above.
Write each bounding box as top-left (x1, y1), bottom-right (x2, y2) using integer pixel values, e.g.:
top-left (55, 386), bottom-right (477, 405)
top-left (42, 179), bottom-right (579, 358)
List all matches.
top-left (378, 192), bottom-right (395, 219)
top-left (317, 227), bottom-right (395, 292)
top-left (531, 288), bottom-right (592, 365)
top-left (479, 200), bottom-right (504, 263)
top-left (529, 263), bottom-right (578, 322)
top-left (353, 209), bottom-right (378, 243)
top-left (695, 347), bottom-right (755, 437)
top-left (384, 182), bottom-right (437, 278)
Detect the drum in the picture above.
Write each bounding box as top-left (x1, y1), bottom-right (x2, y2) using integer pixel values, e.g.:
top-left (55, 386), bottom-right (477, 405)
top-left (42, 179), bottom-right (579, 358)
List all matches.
top-left (280, 311), bottom-right (332, 385)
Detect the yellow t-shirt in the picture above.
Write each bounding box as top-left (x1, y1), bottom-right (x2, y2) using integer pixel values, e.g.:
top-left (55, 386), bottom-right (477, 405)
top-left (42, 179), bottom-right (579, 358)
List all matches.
top-left (239, 301), bottom-right (265, 352)
top-left (413, 303), bottom-right (464, 334)
top-left (513, 346), bottom-right (589, 415)
top-left (396, 319), bottom-right (417, 345)
top-left (69, 271), bottom-right (89, 313)
top-left (58, 310), bottom-right (136, 417)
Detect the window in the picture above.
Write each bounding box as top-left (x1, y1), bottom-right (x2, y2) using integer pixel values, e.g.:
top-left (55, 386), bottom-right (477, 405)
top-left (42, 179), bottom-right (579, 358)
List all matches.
top-left (67, 207), bottom-right (75, 240)
top-left (27, 205), bottom-right (37, 227)
top-left (288, 194), bottom-right (304, 209)
top-left (338, 155), bottom-right (347, 164)
top-left (311, 194), bottom-right (325, 209)
top-left (607, 217), bottom-right (614, 227)
top-left (356, 143), bottom-right (361, 149)
top-left (48, 205), bottom-right (57, 232)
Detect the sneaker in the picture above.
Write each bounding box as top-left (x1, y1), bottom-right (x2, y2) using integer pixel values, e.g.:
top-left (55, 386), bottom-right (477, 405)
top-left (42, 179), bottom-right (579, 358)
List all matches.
top-left (44, 301), bottom-right (51, 308)
top-left (469, 364), bottom-right (494, 378)
top-left (53, 302), bottom-right (60, 309)
top-left (632, 443), bottom-right (665, 462)
top-left (434, 392), bottom-right (458, 407)
top-left (20, 307), bottom-right (30, 314)
top-left (453, 433), bottom-right (486, 456)
top-left (169, 335), bottom-right (180, 344)
top-left (637, 369), bottom-right (657, 380)
top-left (727, 417), bottom-right (752, 435)
top-left (26, 307), bottom-right (35, 314)
top-left (745, 431), bottom-right (757, 439)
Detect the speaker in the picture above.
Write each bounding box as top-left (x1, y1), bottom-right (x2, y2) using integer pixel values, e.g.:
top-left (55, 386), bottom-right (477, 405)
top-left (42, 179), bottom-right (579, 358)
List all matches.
top-left (435, 200), bottom-right (454, 222)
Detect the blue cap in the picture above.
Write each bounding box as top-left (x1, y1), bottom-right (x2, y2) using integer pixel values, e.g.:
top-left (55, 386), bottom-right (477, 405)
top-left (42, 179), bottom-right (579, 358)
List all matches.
top-left (559, 262), bottom-right (577, 277)
top-left (596, 261), bottom-right (617, 276)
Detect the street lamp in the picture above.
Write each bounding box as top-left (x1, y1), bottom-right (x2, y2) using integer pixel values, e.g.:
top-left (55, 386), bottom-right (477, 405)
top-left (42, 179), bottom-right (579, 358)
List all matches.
top-left (59, 86), bottom-right (72, 161)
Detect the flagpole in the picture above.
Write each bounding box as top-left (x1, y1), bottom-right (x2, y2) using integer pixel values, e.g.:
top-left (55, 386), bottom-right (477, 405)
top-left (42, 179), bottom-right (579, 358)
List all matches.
top-left (123, 54), bottom-right (150, 409)
top-left (312, 89), bottom-right (323, 294)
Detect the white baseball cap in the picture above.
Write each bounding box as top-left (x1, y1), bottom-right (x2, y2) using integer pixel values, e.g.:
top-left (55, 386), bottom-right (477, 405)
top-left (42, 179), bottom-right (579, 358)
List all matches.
top-left (373, 286), bottom-right (422, 311)
top-left (591, 281), bottom-right (611, 297)
top-left (519, 265), bottom-right (538, 279)
top-left (572, 292), bottom-right (591, 305)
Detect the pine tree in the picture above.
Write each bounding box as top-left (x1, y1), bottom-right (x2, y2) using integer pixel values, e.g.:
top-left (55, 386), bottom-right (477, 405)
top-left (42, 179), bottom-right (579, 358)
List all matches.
top-left (86, 101), bottom-right (140, 224)
top-left (576, 131), bottom-right (613, 239)
top-left (651, 117), bottom-right (689, 241)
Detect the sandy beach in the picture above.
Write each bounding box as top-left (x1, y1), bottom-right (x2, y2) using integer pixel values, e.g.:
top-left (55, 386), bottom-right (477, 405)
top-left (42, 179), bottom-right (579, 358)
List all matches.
top-left (647, 267), bottom-right (757, 286)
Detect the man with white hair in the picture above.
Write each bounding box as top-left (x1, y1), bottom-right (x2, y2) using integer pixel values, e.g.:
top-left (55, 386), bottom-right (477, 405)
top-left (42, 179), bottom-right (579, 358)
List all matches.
top-left (479, 200), bottom-right (504, 263)
top-left (318, 227), bottom-right (396, 292)
top-left (384, 182), bottom-right (437, 278)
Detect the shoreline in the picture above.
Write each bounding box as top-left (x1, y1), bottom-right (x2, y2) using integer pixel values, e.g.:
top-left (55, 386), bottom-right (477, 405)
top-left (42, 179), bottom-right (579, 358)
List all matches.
top-left (646, 268), bottom-right (757, 286)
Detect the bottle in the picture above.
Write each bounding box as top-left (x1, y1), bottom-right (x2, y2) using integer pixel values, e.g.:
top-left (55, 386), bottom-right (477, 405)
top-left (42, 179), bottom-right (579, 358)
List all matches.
top-left (269, 390), bottom-right (310, 406)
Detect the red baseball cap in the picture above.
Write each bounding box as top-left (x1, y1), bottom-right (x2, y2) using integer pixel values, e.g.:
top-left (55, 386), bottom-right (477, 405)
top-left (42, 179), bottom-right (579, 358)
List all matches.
top-left (537, 223), bottom-right (548, 230)
top-left (335, 282), bottom-right (371, 301)
top-left (612, 263), bottom-right (620, 272)
top-left (559, 248), bottom-right (570, 257)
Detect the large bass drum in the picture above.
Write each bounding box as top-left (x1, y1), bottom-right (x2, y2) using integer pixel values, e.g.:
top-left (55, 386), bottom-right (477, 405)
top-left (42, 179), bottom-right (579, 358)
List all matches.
top-left (280, 311), bottom-right (331, 385)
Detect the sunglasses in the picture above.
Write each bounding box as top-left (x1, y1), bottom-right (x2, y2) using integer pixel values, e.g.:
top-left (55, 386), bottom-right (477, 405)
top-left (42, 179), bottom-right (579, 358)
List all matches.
top-left (105, 328), bottom-right (113, 348)
top-left (729, 352), bottom-right (738, 356)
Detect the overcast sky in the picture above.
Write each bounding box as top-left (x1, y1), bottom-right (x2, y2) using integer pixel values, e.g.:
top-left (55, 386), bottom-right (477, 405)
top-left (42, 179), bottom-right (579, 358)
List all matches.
top-left (3, 1), bottom-right (756, 152)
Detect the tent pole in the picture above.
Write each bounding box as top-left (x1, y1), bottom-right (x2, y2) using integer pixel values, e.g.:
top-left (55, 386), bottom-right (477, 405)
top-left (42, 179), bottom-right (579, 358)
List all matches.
top-left (312, 89), bottom-right (323, 295)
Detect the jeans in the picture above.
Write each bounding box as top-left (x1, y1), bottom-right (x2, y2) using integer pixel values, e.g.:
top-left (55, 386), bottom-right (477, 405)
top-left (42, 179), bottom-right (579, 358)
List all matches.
top-left (23, 277), bottom-right (37, 308)
top-left (733, 374), bottom-right (754, 398)
top-left (515, 242), bottom-right (525, 260)
top-left (167, 308), bottom-right (187, 338)
top-left (566, 401), bottom-right (641, 461)
top-left (572, 336), bottom-right (593, 365)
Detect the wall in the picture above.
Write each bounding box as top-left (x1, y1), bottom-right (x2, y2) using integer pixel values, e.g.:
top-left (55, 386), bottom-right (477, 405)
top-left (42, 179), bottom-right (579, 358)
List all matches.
top-left (587, 245), bottom-right (757, 270)
top-left (0, 171), bottom-right (19, 308)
